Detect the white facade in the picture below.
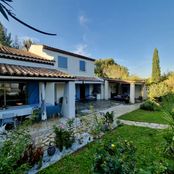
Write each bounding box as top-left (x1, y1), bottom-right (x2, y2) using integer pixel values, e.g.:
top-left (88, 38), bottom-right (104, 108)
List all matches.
top-left (62, 82), bottom-right (75, 118)
top-left (29, 45), bottom-right (95, 77)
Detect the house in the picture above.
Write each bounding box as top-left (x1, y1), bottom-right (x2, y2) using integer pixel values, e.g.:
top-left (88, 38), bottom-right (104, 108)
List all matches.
top-left (104, 78), bottom-right (147, 103)
top-left (29, 44), bottom-right (147, 104)
top-left (0, 45), bottom-right (76, 124)
top-left (29, 44), bottom-right (104, 102)
top-left (0, 45), bottom-right (147, 127)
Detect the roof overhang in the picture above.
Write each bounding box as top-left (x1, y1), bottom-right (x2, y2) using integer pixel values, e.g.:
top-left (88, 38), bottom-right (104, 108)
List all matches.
top-left (106, 78), bottom-right (145, 84)
top-left (75, 76), bottom-right (104, 84)
top-left (0, 76), bottom-right (75, 81)
top-left (43, 45), bottom-right (96, 62)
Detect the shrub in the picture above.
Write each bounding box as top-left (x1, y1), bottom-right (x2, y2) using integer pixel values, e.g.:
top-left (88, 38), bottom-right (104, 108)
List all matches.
top-left (0, 124), bottom-right (32, 174)
top-left (18, 145), bottom-right (43, 167)
top-left (158, 93), bottom-right (174, 173)
top-left (148, 82), bottom-right (169, 100)
top-left (92, 139), bottom-right (136, 174)
top-left (54, 125), bottom-right (75, 152)
top-left (140, 100), bottom-right (160, 111)
top-left (104, 112), bottom-right (114, 125)
top-left (90, 112), bottom-right (105, 139)
top-left (31, 107), bottom-right (41, 123)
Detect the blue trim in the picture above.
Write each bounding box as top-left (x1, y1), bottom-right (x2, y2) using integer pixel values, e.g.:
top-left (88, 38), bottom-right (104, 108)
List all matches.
top-left (27, 82), bottom-right (39, 104)
top-left (79, 60), bottom-right (86, 71)
top-left (58, 56), bottom-right (68, 68)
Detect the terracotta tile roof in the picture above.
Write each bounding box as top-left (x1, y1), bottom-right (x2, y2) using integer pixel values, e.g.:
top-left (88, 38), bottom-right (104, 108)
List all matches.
top-left (0, 45), bottom-right (54, 65)
top-left (0, 63), bottom-right (74, 79)
top-left (76, 76), bottom-right (103, 82)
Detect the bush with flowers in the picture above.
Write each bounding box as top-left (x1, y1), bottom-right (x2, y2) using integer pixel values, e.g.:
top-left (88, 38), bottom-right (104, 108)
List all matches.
top-left (92, 139), bottom-right (136, 174)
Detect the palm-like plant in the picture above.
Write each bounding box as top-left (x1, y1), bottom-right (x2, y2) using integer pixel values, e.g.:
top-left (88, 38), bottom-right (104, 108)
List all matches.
top-left (0, 0), bottom-right (56, 36)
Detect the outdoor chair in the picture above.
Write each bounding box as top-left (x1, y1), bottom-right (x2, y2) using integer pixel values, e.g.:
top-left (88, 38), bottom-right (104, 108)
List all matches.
top-left (46, 104), bottom-right (62, 118)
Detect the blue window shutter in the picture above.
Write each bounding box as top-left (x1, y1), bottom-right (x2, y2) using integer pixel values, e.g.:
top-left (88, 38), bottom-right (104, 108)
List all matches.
top-left (58, 56), bottom-right (68, 68)
top-left (27, 82), bottom-right (39, 104)
top-left (79, 60), bottom-right (86, 71)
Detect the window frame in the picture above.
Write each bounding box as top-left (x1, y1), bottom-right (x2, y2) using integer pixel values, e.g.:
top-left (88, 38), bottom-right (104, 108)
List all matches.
top-left (79, 60), bottom-right (86, 72)
top-left (58, 56), bottom-right (68, 69)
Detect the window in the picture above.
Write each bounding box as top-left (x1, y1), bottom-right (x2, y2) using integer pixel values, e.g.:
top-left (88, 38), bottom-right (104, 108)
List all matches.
top-left (0, 82), bottom-right (27, 108)
top-left (79, 60), bottom-right (86, 71)
top-left (58, 56), bottom-right (68, 68)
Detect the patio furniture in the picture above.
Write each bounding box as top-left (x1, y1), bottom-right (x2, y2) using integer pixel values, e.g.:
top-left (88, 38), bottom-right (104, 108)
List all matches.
top-left (85, 95), bottom-right (97, 101)
top-left (46, 104), bottom-right (62, 118)
top-left (112, 93), bottom-right (130, 103)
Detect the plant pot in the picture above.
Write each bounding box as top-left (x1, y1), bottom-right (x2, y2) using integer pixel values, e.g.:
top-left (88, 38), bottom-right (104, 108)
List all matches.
top-left (47, 143), bottom-right (56, 156)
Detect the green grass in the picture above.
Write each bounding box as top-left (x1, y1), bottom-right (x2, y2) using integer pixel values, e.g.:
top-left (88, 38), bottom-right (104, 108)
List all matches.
top-left (119, 109), bottom-right (169, 124)
top-left (40, 125), bottom-right (165, 174)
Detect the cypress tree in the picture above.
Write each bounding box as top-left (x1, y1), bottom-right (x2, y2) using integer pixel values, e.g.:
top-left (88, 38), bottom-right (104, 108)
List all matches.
top-left (152, 48), bottom-right (161, 83)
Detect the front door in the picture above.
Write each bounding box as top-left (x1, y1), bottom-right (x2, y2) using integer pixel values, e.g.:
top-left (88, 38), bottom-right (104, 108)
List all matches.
top-left (80, 84), bottom-right (86, 100)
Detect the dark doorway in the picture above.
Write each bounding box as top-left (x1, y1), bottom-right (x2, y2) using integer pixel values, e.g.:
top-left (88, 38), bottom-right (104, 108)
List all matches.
top-left (80, 84), bottom-right (86, 100)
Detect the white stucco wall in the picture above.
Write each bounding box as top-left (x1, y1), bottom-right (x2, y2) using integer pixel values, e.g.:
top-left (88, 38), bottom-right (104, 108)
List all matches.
top-left (45, 82), bottom-right (55, 105)
top-left (55, 82), bottom-right (65, 103)
top-left (135, 85), bottom-right (142, 98)
top-left (130, 83), bottom-right (135, 104)
top-left (89, 84), bottom-right (93, 95)
top-left (29, 45), bottom-right (95, 77)
top-left (62, 81), bottom-right (75, 118)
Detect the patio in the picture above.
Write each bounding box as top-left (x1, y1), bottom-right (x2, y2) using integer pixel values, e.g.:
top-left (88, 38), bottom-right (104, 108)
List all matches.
top-left (76, 100), bottom-right (121, 116)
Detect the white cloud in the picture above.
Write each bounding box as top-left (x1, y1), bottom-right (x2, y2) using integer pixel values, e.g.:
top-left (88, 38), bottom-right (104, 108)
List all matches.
top-left (79, 15), bottom-right (88, 27)
top-left (73, 43), bottom-right (91, 56)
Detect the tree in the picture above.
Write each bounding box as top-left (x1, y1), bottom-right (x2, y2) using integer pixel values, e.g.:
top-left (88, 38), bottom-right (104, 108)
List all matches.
top-left (0, 0), bottom-right (56, 36)
top-left (23, 39), bottom-right (33, 51)
top-left (0, 22), bottom-right (12, 47)
top-left (148, 82), bottom-right (169, 99)
top-left (151, 48), bottom-right (161, 83)
top-left (12, 35), bottom-right (20, 48)
top-left (95, 58), bottom-right (129, 79)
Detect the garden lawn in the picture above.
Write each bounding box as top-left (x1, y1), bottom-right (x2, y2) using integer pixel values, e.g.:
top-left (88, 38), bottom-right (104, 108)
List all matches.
top-left (119, 109), bottom-right (169, 124)
top-left (40, 125), bottom-right (165, 174)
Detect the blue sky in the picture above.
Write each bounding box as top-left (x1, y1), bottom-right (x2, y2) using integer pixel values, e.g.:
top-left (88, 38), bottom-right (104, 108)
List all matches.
top-left (1, 0), bottom-right (174, 77)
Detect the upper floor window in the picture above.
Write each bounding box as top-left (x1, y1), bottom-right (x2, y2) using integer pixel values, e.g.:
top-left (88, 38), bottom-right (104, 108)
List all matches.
top-left (58, 56), bottom-right (68, 69)
top-left (79, 60), bottom-right (86, 71)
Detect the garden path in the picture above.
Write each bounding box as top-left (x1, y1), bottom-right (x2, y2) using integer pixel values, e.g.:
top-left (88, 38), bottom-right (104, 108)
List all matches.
top-left (99, 103), bottom-right (168, 130)
top-left (100, 103), bottom-right (141, 118)
top-left (119, 120), bottom-right (169, 129)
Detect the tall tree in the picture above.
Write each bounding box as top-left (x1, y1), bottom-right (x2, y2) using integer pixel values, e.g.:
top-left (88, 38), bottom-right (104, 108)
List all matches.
top-left (0, 22), bottom-right (12, 47)
top-left (12, 35), bottom-right (20, 48)
top-left (152, 48), bottom-right (161, 83)
top-left (95, 58), bottom-right (129, 79)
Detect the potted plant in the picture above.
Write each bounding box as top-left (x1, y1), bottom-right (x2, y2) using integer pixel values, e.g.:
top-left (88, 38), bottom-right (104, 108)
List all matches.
top-left (47, 142), bottom-right (56, 156)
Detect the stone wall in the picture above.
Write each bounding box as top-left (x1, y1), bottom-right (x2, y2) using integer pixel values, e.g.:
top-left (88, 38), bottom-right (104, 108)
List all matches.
top-left (30, 128), bottom-right (55, 150)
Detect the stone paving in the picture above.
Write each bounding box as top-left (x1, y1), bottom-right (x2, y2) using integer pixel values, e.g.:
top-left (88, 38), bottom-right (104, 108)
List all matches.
top-left (76, 100), bottom-right (121, 116)
top-left (119, 120), bottom-right (169, 129)
top-left (100, 103), bottom-right (141, 117)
